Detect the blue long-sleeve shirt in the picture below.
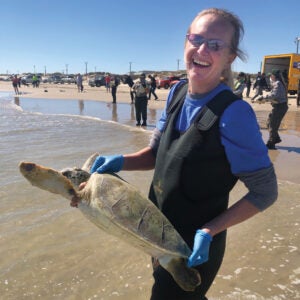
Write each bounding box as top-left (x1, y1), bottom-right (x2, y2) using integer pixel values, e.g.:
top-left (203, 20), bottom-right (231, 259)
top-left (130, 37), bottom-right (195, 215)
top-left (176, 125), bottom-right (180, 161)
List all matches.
top-left (150, 82), bottom-right (277, 210)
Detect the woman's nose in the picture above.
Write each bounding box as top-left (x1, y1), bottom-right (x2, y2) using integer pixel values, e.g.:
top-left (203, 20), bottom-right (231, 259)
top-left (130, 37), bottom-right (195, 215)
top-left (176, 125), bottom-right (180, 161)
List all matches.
top-left (196, 42), bottom-right (209, 54)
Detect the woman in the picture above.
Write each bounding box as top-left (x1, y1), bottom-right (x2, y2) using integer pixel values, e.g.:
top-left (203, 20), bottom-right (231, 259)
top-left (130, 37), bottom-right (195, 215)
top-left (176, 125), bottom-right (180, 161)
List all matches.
top-left (78, 8), bottom-right (277, 299)
top-left (257, 69), bottom-right (288, 149)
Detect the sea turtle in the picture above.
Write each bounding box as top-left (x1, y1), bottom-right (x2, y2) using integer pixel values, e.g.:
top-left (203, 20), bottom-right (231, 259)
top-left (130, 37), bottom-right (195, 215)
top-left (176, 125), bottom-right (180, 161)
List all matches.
top-left (19, 153), bottom-right (201, 291)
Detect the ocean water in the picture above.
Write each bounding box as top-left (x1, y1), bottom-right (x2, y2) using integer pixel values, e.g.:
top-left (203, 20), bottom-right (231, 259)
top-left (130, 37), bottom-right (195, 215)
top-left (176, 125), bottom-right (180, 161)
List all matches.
top-left (0, 92), bottom-right (299, 299)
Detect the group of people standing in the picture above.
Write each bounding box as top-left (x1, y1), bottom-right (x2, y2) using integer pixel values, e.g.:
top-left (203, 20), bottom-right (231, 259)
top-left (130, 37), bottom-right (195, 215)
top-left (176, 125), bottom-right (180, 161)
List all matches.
top-left (11, 74), bottom-right (40, 94)
top-left (233, 71), bottom-right (270, 101)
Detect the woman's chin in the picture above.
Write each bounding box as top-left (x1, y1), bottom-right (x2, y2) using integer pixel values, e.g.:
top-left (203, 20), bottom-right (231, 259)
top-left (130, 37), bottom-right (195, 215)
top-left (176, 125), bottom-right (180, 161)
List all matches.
top-left (188, 69), bottom-right (206, 82)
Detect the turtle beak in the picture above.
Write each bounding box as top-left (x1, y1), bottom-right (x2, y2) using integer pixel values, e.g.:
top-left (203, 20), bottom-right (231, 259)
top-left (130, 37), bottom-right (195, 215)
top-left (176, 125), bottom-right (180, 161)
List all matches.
top-left (22, 162), bottom-right (36, 172)
top-left (19, 162), bottom-right (38, 179)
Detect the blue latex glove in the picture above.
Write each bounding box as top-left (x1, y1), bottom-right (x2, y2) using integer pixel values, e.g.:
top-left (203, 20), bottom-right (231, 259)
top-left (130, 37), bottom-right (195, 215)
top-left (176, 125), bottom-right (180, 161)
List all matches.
top-left (187, 229), bottom-right (212, 267)
top-left (90, 155), bottom-right (124, 174)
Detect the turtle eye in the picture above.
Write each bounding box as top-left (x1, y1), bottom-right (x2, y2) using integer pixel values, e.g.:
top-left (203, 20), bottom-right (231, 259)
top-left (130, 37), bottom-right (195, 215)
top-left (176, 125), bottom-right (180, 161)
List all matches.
top-left (62, 170), bottom-right (71, 177)
top-left (68, 188), bottom-right (76, 196)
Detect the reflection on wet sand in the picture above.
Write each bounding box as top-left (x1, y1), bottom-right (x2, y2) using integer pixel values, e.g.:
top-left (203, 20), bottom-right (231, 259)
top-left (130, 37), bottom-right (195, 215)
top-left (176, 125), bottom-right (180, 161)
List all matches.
top-left (78, 100), bottom-right (84, 114)
top-left (14, 96), bottom-right (20, 106)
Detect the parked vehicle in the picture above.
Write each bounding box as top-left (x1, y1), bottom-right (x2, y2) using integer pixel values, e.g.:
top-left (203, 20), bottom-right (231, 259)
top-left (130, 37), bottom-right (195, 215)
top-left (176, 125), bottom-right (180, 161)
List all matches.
top-left (156, 76), bottom-right (181, 89)
top-left (61, 75), bottom-right (76, 84)
top-left (262, 53), bottom-right (300, 95)
top-left (169, 76), bottom-right (188, 89)
top-left (88, 76), bottom-right (106, 87)
top-left (48, 75), bottom-right (63, 84)
top-left (21, 74), bottom-right (42, 85)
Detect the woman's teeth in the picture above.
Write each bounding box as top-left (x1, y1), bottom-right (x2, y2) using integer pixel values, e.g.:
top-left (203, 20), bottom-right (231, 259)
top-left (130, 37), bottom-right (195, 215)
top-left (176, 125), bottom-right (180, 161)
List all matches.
top-left (193, 59), bottom-right (210, 67)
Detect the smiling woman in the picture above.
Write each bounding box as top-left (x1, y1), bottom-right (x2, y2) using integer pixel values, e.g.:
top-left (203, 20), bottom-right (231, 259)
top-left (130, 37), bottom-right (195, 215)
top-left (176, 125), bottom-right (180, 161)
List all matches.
top-left (81, 7), bottom-right (278, 300)
top-left (185, 9), bottom-right (246, 94)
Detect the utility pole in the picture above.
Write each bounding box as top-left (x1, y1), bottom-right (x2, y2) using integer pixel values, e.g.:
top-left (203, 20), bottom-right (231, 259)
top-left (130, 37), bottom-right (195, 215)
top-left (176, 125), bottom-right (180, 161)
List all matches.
top-left (295, 37), bottom-right (300, 54)
top-left (260, 61), bottom-right (262, 72)
top-left (129, 62), bottom-right (132, 75)
top-left (44, 66), bottom-right (47, 76)
top-left (65, 64), bottom-right (68, 75)
top-left (85, 62), bottom-right (88, 77)
top-left (177, 59), bottom-right (180, 71)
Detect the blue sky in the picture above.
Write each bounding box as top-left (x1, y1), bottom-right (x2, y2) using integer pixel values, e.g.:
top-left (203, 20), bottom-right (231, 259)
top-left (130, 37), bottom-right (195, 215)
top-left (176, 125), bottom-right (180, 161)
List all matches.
top-left (1, 0), bottom-right (299, 75)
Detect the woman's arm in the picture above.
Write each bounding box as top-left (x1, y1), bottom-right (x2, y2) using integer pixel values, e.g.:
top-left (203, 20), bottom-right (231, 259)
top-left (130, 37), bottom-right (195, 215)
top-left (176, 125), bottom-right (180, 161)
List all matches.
top-left (206, 101), bottom-right (278, 236)
top-left (202, 165), bottom-right (278, 237)
top-left (123, 146), bottom-right (156, 171)
top-left (201, 198), bottom-right (260, 236)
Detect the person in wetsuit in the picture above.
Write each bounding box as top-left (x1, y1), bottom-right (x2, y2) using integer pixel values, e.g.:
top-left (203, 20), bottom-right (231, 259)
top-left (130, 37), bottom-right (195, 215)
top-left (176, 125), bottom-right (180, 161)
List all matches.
top-left (78, 8), bottom-right (278, 300)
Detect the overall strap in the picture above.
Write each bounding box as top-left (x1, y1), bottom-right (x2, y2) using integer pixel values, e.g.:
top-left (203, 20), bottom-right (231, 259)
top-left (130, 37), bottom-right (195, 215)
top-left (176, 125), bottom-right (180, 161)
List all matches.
top-left (166, 80), bottom-right (188, 115)
top-left (195, 90), bottom-right (239, 131)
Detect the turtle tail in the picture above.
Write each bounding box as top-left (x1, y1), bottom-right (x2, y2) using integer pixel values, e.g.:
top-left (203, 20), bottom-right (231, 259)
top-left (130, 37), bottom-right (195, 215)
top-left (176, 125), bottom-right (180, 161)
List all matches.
top-left (159, 256), bottom-right (201, 292)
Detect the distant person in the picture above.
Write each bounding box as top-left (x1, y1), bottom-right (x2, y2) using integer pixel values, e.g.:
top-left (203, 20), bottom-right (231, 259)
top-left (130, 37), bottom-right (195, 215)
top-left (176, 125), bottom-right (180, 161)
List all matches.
top-left (233, 72), bottom-right (246, 98)
top-left (251, 72), bottom-right (268, 101)
top-left (76, 73), bottom-right (83, 92)
top-left (105, 74), bottom-right (111, 93)
top-left (282, 69), bottom-right (288, 88)
top-left (245, 74), bottom-right (251, 97)
top-left (110, 76), bottom-right (120, 103)
top-left (32, 74), bottom-right (38, 88)
top-left (122, 74), bottom-right (135, 103)
top-left (256, 69), bottom-right (288, 149)
top-left (132, 73), bottom-right (149, 126)
top-left (12, 75), bottom-right (20, 95)
top-left (148, 74), bottom-right (158, 100)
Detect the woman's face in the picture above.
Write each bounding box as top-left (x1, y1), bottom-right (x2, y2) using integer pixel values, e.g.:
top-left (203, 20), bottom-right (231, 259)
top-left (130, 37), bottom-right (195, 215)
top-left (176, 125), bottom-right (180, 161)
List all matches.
top-left (185, 14), bottom-right (236, 94)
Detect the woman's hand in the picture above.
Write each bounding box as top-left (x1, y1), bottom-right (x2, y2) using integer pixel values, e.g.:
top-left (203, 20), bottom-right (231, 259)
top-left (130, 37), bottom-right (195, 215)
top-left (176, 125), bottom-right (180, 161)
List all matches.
top-left (90, 155), bottom-right (124, 173)
top-left (187, 229), bottom-right (212, 267)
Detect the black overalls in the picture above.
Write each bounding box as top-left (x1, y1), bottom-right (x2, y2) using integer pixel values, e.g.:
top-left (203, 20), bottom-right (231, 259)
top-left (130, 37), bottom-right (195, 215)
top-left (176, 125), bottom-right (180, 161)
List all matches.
top-left (149, 84), bottom-right (239, 300)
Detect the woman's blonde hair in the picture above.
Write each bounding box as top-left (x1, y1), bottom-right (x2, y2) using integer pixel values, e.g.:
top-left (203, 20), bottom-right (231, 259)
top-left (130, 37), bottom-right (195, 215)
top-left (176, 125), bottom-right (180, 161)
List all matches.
top-left (187, 8), bottom-right (247, 88)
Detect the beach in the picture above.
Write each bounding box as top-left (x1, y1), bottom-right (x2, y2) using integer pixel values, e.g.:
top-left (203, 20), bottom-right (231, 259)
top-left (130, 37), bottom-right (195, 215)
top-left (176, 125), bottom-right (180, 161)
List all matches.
top-left (0, 80), bottom-right (169, 109)
top-left (2, 79), bottom-right (300, 183)
top-left (0, 81), bottom-right (299, 299)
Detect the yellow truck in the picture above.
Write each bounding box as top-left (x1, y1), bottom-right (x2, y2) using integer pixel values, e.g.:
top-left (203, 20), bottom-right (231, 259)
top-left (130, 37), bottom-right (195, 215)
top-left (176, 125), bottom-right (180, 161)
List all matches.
top-left (262, 53), bottom-right (300, 95)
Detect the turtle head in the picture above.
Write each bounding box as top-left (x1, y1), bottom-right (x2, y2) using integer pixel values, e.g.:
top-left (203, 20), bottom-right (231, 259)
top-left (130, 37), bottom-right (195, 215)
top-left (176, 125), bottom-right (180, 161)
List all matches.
top-left (19, 161), bottom-right (79, 201)
top-left (61, 167), bottom-right (91, 188)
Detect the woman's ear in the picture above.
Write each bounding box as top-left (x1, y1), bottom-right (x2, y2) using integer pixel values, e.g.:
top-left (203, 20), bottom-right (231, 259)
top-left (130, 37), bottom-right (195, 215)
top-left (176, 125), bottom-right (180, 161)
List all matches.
top-left (227, 53), bottom-right (236, 65)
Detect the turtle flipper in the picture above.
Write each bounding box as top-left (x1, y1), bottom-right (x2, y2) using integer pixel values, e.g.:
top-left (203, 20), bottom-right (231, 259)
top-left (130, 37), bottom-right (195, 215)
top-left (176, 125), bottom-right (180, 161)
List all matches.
top-left (19, 162), bottom-right (78, 201)
top-left (81, 153), bottom-right (100, 172)
top-left (158, 256), bottom-right (201, 292)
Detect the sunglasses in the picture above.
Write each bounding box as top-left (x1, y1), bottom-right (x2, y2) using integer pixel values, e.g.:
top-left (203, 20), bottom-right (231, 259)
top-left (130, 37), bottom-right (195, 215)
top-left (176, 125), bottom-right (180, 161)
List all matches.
top-left (186, 34), bottom-right (229, 52)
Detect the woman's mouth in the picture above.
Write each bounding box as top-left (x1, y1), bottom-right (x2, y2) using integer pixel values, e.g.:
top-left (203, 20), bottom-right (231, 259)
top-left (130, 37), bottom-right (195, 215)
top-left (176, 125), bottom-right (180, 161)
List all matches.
top-left (193, 58), bottom-right (211, 67)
